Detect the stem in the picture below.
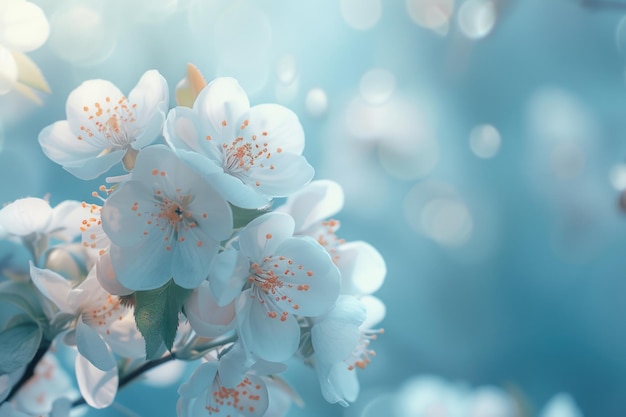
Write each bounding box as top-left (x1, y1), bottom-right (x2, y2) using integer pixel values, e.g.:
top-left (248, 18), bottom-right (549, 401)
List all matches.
top-left (4, 339), bottom-right (52, 403)
top-left (71, 352), bottom-right (177, 408)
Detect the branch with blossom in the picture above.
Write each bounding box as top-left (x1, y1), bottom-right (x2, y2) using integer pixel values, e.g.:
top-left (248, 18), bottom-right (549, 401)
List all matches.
top-left (0, 65), bottom-right (387, 417)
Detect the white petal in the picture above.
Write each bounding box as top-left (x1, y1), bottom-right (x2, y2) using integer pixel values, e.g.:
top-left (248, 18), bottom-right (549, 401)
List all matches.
top-left (320, 363), bottom-right (359, 406)
top-left (38, 121), bottom-right (103, 167)
top-left (0, 197), bottom-right (52, 236)
top-left (0, 0), bottom-right (49, 52)
top-left (277, 180), bottom-right (344, 232)
top-left (0, 45), bottom-right (17, 94)
top-left (75, 352), bottom-right (118, 409)
top-left (194, 77), bottom-right (250, 141)
top-left (178, 361), bottom-right (217, 400)
top-left (238, 212), bottom-right (295, 262)
top-left (337, 241), bottom-right (386, 296)
top-left (95, 251), bottom-right (133, 296)
top-left (242, 103), bottom-right (305, 154)
top-left (360, 295), bottom-right (386, 330)
top-left (102, 312), bottom-right (145, 359)
top-left (47, 200), bottom-right (84, 241)
top-left (312, 296), bottom-right (365, 364)
top-left (246, 296), bottom-right (300, 362)
top-left (76, 317), bottom-right (116, 371)
top-left (248, 151), bottom-right (314, 197)
top-left (209, 248), bottom-right (249, 306)
top-left (186, 281), bottom-right (235, 338)
top-left (29, 263), bottom-right (73, 314)
top-left (128, 69), bottom-right (169, 149)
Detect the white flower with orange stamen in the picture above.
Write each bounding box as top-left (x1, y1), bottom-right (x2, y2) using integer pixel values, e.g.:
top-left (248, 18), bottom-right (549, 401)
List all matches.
top-left (30, 264), bottom-right (144, 409)
top-left (310, 295), bottom-right (385, 407)
top-left (164, 77), bottom-right (314, 209)
top-left (277, 180), bottom-right (386, 296)
top-left (209, 212), bottom-right (340, 362)
top-left (101, 145), bottom-right (233, 291)
top-left (38, 70), bottom-right (169, 180)
top-left (178, 361), bottom-right (270, 417)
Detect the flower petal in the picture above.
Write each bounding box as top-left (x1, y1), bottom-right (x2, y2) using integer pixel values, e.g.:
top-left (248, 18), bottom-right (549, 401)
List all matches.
top-left (165, 106), bottom-right (222, 162)
top-left (95, 251), bottom-right (133, 296)
top-left (320, 363), bottom-right (359, 406)
top-left (312, 296), bottom-right (365, 364)
top-left (76, 317), bottom-right (116, 371)
top-left (109, 239), bottom-right (171, 291)
top-left (244, 294), bottom-right (300, 362)
top-left (65, 79), bottom-right (125, 148)
top-left (242, 103), bottom-right (305, 154)
top-left (209, 248), bottom-right (249, 306)
top-left (29, 264), bottom-right (73, 314)
top-left (249, 151), bottom-right (314, 197)
top-left (277, 180), bottom-right (344, 232)
top-left (0, 45), bottom-right (17, 94)
top-left (101, 180), bottom-right (156, 247)
top-left (238, 212), bottom-right (295, 262)
top-left (0, 197), bottom-right (52, 236)
top-left (194, 77), bottom-right (250, 141)
top-left (0, 0), bottom-right (49, 52)
top-left (272, 237), bottom-right (341, 317)
top-left (336, 241), bottom-right (386, 296)
top-left (47, 200), bottom-right (84, 241)
top-left (185, 281), bottom-right (235, 338)
top-left (128, 70), bottom-right (169, 149)
top-left (75, 352), bottom-right (118, 409)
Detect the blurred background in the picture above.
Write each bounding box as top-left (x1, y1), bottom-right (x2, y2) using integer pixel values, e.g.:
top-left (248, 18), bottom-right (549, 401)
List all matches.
top-left (2, 0), bottom-right (626, 415)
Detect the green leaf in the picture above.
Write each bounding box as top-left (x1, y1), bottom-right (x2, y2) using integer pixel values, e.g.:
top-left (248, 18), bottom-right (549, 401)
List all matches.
top-left (0, 281), bottom-right (45, 323)
top-left (0, 321), bottom-right (42, 374)
top-left (231, 204), bottom-right (271, 229)
top-left (134, 280), bottom-right (191, 360)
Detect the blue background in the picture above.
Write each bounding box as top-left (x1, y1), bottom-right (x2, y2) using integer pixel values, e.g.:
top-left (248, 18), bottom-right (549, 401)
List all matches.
top-left (2, 0), bottom-right (626, 415)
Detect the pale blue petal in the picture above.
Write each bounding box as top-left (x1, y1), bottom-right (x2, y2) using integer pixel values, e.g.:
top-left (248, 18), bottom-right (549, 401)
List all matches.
top-left (272, 237), bottom-right (341, 317)
top-left (101, 180), bottom-right (157, 247)
top-left (246, 296), bottom-right (300, 362)
top-left (320, 363), bottom-right (359, 406)
top-left (312, 296), bottom-right (365, 364)
top-left (336, 241), bottom-right (386, 296)
top-left (239, 212), bottom-right (295, 262)
top-left (29, 263), bottom-right (73, 314)
top-left (250, 152), bottom-right (314, 197)
top-left (209, 248), bottom-right (249, 306)
top-left (38, 121), bottom-right (101, 167)
top-left (171, 228), bottom-right (219, 289)
top-left (109, 239), bottom-right (172, 291)
top-left (178, 362), bottom-right (217, 399)
top-left (63, 149), bottom-right (126, 180)
top-left (208, 170), bottom-right (270, 209)
top-left (75, 353), bottom-right (118, 409)
top-left (276, 180), bottom-right (344, 232)
top-left (76, 317), bottom-right (116, 372)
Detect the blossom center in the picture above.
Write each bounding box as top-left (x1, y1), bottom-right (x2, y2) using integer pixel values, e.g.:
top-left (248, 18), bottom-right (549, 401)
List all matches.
top-left (219, 124), bottom-right (279, 186)
top-left (78, 96), bottom-right (139, 148)
top-left (206, 376), bottom-right (263, 415)
top-left (82, 294), bottom-right (124, 334)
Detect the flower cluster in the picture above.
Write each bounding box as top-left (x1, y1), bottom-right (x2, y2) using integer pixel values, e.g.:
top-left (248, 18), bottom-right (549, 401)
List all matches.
top-left (0, 67), bottom-right (386, 417)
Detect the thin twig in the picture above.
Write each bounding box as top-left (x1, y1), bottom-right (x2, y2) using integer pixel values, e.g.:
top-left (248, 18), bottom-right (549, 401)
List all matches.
top-left (71, 352), bottom-right (177, 408)
top-left (4, 340), bottom-right (51, 403)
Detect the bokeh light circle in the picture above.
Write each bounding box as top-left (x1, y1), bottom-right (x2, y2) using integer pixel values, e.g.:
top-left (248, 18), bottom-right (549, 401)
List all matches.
top-left (469, 124), bottom-right (501, 158)
top-left (340, 0), bottom-right (382, 30)
top-left (305, 88), bottom-right (328, 117)
top-left (359, 68), bottom-right (396, 105)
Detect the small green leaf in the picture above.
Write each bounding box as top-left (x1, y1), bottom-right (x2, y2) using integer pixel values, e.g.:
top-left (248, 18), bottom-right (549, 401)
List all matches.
top-left (231, 204), bottom-right (270, 229)
top-left (0, 321), bottom-right (42, 374)
top-left (134, 280), bottom-right (191, 360)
